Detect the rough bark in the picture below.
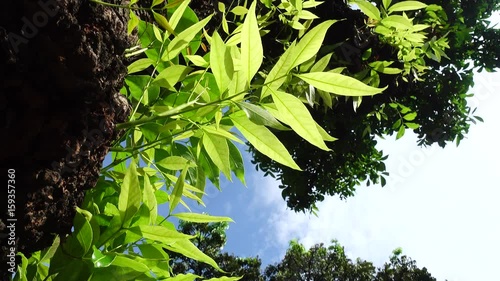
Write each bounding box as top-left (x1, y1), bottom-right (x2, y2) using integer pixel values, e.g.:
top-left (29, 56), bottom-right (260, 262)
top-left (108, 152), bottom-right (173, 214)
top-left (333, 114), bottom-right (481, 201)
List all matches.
top-left (0, 0), bottom-right (133, 278)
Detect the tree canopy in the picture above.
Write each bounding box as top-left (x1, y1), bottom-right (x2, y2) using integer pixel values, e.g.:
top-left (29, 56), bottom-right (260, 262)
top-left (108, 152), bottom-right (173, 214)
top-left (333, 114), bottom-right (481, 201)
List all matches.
top-left (172, 221), bottom-right (440, 281)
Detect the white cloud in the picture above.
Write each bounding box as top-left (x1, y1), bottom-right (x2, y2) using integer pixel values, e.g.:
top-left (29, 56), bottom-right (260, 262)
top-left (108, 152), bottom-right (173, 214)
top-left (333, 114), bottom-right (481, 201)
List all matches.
top-left (252, 71), bottom-right (500, 280)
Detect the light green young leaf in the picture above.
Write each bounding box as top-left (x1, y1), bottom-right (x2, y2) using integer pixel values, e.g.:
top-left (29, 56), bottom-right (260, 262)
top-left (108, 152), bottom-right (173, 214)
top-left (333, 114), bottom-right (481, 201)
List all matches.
top-left (296, 72), bottom-right (386, 96)
top-left (118, 163), bottom-right (141, 227)
top-left (142, 176), bottom-right (157, 225)
top-left (381, 15), bottom-right (413, 30)
top-left (316, 123), bottom-right (337, 141)
top-left (382, 0), bottom-right (392, 9)
top-left (211, 31), bottom-right (234, 94)
top-left (290, 20), bottom-right (336, 69)
top-left (173, 213), bottom-right (234, 223)
top-left (151, 0), bottom-right (164, 8)
top-left (396, 125), bottom-right (405, 139)
top-left (127, 58), bottom-right (153, 74)
top-left (311, 53), bottom-right (333, 72)
top-left (129, 225), bottom-right (194, 244)
top-left (388, 1), bottom-right (427, 13)
top-left (186, 55), bottom-right (209, 67)
top-left (241, 1), bottom-right (263, 86)
top-left (153, 65), bottom-right (193, 90)
top-left (202, 125), bottom-right (243, 144)
top-left (158, 156), bottom-right (196, 170)
top-left (230, 111), bottom-right (301, 170)
top-left (169, 164), bottom-right (188, 213)
top-left (227, 140), bottom-right (246, 185)
top-left (303, 0), bottom-right (324, 8)
top-left (351, 0), bottom-right (381, 20)
top-left (128, 10), bottom-right (140, 34)
top-left (202, 132), bottom-right (232, 179)
top-left (261, 41), bottom-right (297, 99)
top-left (163, 15), bottom-right (213, 61)
top-left (164, 239), bottom-right (223, 272)
top-left (231, 6), bottom-right (248, 15)
top-left (271, 90), bottom-right (330, 151)
top-left (170, 0), bottom-right (191, 31)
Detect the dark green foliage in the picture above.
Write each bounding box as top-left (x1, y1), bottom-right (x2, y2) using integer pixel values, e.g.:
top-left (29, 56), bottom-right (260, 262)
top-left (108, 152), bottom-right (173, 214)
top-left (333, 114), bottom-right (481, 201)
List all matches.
top-left (171, 221), bottom-right (264, 280)
top-left (264, 241), bottom-right (438, 281)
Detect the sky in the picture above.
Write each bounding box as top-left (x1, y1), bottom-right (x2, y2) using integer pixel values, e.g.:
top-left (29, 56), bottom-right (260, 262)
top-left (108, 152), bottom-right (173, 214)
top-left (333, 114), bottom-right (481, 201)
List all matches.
top-left (191, 61), bottom-right (500, 281)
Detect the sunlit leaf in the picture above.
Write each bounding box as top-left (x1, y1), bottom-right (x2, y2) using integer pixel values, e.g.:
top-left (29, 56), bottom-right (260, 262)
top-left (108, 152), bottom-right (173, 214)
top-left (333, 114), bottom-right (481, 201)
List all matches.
top-left (240, 1), bottom-right (263, 86)
top-left (388, 1), bottom-right (427, 13)
top-left (270, 90), bottom-right (330, 151)
top-left (230, 111), bottom-right (301, 170)
top-left (118, 163), bottom-right (141, 227)
top-left (173, 212), bottom-right (234, 223)
top-left (296, 72), bottom-right (386, 96)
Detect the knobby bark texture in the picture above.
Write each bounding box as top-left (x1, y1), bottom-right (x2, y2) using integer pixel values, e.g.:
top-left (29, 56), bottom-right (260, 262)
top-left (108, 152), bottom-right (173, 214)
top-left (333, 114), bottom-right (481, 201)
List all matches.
top-left (0, 0), bottom-right (133, 278)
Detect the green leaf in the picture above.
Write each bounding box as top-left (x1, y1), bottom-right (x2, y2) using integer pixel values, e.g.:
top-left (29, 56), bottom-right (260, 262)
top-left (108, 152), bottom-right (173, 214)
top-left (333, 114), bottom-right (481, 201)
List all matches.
top-left (240, 1), bottom-right (263, 85)
top-left (173, 213), bottom-right (234, 223)
top-left (53, 259), bottom-right (91, 281)
top-left (153, 11), bottom-right (176, 35)
top-left (202, 131), bottom-right (232, 179)
top-left (396, 125), bottom-right (405, 139)
top-left (129, 225), bottom-right (194, 244)
top-left (403, 112), bottom-right (417, 121)
top-left (382, 0), bottom-right (392, 9)
top-left (118, 163), bottom-right (142, 227)
top-left (227, 140), bottom-right (246, 185)
top-left (91, 246), bottom-right (116, 268)
top-left (296, 72), bottom-right (386, 96)
top-left (290, 20), bottom-right (336, 69)
top-left (316, 123), bottom-right (337, 142)
top-left (155, 189), bottom-right (170, 204)
top-left (164, 239), bottom-right (223, 271)
top-left (381, 15), bottom-right (413, 30)
top-left (230, 111), bottom-right (301, 170)
top-left (260, 41), bottom-right (297, 99)
top-left (186, 55), bottom-right (209, 67)
top-left (231, 6), bottom-right (248, 15)
top-left (163, 15), bottom-right (213, 61)
top-left (151, 0), bottom-right (164, 8)
top-left (311, 53), bottom-right (333, 72)
top-left (39, 236), bottom-right (60, 263)
top-left (405, 122), bottom-right (420, 129)
top-left (271, 90), bottom-right (330, 151)
top-left (63, 209), bottom-right (94, 258)
top-left (351, 0), bottom-right (381, 20)
top-left (211, 31), bottom-right (233, 94)
top-left (153, 65), bottom-right (192, 90)
top-left (169, 165), bottom-right (188, 213)
top-left (388, 1), bottom-right (427, 13)
top-left (169, 0), bottom-right (191, 32)
top-left (128, 10), bottom-right (140, 34)
top-left (158, 156), bottom-right (196, 170)
top-left (143, 175), bottom-right (158, 224)
top-left (236, 102), bottom-right (288, 130)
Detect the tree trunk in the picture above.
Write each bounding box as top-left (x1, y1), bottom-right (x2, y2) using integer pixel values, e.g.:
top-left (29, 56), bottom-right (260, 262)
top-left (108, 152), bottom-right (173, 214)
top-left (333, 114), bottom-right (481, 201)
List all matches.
top-left (0, 0), bottom-right (133, 278)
